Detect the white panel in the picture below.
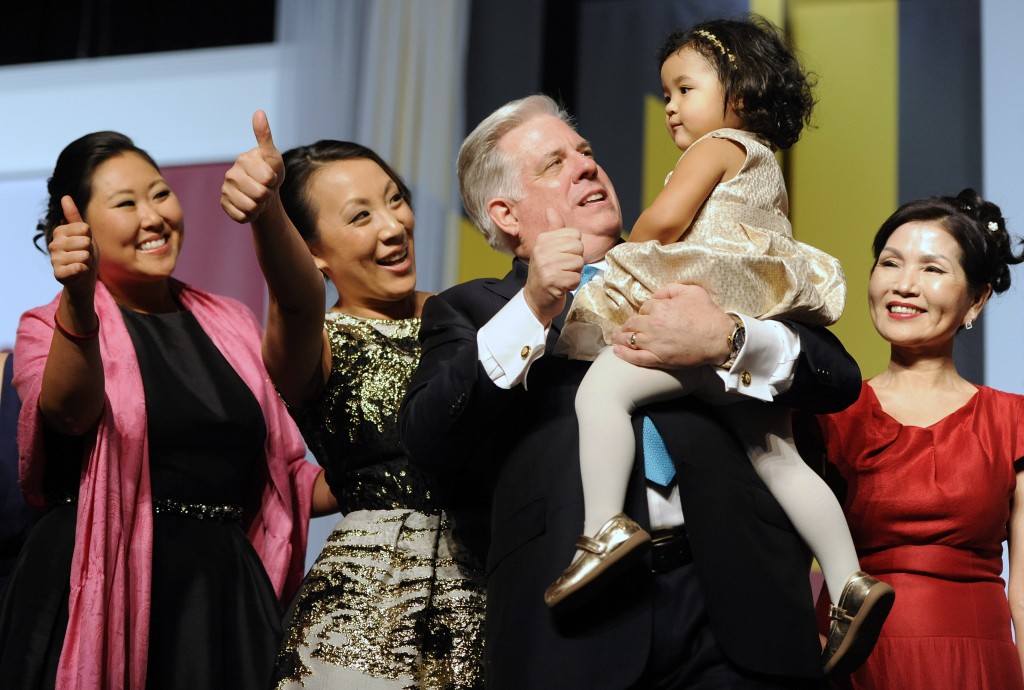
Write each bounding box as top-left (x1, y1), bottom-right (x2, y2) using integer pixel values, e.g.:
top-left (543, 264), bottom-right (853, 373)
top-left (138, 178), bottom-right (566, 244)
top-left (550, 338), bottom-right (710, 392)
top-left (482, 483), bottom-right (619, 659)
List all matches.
top-left (982, 0), bottom-right (1024, 394)
top-left (274, 0), bottom-right (469, 293)
top-left (0, 45), bottom-right (281, 179)
top-left (0, 176), bottom-right (54, 351)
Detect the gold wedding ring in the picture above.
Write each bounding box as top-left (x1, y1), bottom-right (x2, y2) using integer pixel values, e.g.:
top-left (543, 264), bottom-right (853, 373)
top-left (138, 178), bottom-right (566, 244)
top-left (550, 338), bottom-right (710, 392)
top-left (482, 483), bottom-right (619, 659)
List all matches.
top-left (629, 332), bottom-right (638, 349)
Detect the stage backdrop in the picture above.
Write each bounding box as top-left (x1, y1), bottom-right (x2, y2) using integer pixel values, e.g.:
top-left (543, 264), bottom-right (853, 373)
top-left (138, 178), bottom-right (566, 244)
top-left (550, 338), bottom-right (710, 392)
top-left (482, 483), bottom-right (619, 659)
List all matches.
top-left (0, 0), bottom-right (1021, 578)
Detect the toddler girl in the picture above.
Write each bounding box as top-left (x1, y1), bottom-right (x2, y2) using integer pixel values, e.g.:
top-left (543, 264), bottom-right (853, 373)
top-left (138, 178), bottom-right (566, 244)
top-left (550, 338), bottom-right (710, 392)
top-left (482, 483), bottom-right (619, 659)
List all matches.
top-left (546, 16), bottom-right (893, 676)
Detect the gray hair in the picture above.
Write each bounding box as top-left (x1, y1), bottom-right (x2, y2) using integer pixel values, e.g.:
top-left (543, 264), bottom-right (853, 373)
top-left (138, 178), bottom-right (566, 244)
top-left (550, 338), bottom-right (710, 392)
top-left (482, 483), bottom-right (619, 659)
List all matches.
top-left (457, 94), bottom-right (573, 254)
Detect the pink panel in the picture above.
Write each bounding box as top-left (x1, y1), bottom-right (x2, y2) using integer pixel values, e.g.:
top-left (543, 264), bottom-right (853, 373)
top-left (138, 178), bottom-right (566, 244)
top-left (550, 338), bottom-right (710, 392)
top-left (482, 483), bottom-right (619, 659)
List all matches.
top-left (809, 569), bottom-right (824, 601)
top-left (163, 162), bottom-right (267, 324)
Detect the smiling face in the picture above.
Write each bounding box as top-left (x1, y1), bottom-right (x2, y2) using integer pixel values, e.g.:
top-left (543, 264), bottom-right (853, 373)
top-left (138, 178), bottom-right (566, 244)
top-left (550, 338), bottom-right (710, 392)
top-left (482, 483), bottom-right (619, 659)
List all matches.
top-left (490, 114), bottom-right (621, 262)
top-left (868, 221), bottom-right (990, 353)
top-left (85, 152), bottom-right (184, 293)
top-left (305, 157), bottom-right (417, 318)
top-left (661, 47), bottom-right (743, 152)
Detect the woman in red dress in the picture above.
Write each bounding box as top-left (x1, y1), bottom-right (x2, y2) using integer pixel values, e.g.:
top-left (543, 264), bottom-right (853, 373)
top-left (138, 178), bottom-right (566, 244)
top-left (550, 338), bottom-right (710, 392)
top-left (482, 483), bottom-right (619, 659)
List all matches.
top-left (813, 188), bottom-right (1024, 689)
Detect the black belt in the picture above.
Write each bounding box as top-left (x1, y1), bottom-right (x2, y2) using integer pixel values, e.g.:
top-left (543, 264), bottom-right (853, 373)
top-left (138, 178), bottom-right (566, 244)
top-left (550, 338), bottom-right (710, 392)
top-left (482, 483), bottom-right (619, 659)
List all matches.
top-left (153, 497), bottom-right (243, 522)
top-left (649, 525), bottom-right (693, 573)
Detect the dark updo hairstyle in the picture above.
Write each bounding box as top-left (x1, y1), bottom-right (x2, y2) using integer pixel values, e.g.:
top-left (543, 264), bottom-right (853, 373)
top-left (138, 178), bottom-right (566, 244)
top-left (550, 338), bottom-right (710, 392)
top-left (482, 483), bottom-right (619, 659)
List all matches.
top-left (34, 131), bottom-right (160, 252)
top-left (279, 140), bottom-right (412, 243)
top-left (872, 188), bottom-right (1024, 296)
top-left (658, 14), bottom-right (816, 150)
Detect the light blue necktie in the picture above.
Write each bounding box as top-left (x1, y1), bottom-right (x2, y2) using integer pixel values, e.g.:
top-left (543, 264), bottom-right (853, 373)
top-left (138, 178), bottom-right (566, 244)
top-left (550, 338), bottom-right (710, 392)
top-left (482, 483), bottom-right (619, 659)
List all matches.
top-left (642, 416), bottom-right (676, 486)
top-left (578, 264), bottom-right (600, 289)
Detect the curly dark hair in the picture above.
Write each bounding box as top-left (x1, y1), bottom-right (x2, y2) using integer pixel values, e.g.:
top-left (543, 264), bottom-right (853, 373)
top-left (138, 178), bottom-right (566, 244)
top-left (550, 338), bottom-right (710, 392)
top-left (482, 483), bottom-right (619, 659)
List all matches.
top-left (872, 188), bottom-right (1024, 295)
top-left (34, 131), bottom-right (160, 251)
top-left (658, 15), bottom-right (816, 150)
top-left (279, 140), bottom-right (412, 243)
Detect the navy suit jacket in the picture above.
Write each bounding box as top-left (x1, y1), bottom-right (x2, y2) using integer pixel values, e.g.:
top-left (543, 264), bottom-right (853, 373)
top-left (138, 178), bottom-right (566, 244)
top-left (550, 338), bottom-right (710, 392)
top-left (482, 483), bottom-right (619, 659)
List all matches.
top-left (399, 259), bottom-right (860, 688)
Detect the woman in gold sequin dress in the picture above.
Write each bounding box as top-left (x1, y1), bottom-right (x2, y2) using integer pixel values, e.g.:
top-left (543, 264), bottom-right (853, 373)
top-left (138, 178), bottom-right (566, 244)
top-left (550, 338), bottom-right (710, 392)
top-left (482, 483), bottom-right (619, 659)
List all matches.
top-left (546, 17), bottom-right (890, 677)
top-left (222, 112), bottom-right (485, 689)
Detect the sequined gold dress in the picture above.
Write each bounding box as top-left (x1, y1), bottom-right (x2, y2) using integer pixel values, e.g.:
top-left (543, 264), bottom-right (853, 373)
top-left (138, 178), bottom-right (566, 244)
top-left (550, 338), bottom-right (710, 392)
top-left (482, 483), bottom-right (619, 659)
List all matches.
top-left (271, 312), bottom-right (485, 690)
top-left (560, 128), bottom-right (846, 359)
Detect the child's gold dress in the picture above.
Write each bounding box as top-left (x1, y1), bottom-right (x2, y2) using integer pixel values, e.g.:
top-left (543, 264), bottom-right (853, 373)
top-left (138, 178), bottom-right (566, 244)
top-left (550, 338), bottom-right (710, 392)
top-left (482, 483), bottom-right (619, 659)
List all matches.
top-left (560, 128), bottom-right (846, 359)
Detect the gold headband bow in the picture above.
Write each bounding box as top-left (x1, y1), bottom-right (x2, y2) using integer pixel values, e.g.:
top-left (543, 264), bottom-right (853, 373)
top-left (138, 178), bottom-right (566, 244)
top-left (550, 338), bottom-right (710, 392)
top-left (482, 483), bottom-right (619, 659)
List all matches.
top-left (695, 29), bottom-right (736, 64)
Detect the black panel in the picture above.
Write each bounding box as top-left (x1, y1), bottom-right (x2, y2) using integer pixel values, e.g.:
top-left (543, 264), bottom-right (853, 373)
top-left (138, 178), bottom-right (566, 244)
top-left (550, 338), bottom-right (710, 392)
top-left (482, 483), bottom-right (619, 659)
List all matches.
top-left (0, 0), bottom-right (275, 66)
top-left (575, 0), bottom-right (747, 227)
top-left (898, 0), bottom-right (983, 381)
top-left (464, 0), bottom-right (547, 135)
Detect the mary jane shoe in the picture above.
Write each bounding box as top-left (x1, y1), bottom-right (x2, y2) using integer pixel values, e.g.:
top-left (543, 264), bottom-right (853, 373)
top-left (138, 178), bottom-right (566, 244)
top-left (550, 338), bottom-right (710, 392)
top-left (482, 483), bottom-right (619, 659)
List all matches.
top-left (543, 513), bottom-right (651, 608)
top-left (822, 571), bottom-right (895, 676)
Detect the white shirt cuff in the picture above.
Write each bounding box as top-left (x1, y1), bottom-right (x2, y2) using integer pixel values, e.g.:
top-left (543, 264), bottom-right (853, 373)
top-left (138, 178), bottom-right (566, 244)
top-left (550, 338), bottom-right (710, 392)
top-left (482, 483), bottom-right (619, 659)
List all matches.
top-left (477, 290), bottom-right (549, 390)
top-left (718, 314), bottom-right (799, 401)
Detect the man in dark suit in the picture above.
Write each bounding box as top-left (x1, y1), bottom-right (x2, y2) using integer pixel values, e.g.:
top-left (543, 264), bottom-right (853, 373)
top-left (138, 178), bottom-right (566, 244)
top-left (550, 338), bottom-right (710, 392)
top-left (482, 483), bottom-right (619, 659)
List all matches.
top-left (399, 94), bottom-right (860, 688)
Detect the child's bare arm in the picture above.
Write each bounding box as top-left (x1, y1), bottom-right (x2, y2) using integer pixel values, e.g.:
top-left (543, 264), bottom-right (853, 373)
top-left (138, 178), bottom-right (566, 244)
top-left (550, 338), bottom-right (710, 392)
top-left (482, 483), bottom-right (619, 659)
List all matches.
top-left (628, 137), bottom-right (746, 244)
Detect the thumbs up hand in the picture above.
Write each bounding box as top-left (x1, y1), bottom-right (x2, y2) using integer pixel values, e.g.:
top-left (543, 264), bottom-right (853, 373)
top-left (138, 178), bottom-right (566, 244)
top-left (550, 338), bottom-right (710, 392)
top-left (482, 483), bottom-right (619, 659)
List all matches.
top-left (221, 110), bottom-right (287, 224)
top-left (522, 209), bottom-right (585, 326)
top-left (49, 195), bottom-right (99, 296)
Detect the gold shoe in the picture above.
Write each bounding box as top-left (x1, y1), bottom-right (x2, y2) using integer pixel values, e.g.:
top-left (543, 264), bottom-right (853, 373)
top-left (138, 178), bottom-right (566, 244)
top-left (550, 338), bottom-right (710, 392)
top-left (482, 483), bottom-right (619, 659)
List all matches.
top-left (543, 514), bottom-right (651, 609)
top-left (822, 571), bottom-right (895, 676)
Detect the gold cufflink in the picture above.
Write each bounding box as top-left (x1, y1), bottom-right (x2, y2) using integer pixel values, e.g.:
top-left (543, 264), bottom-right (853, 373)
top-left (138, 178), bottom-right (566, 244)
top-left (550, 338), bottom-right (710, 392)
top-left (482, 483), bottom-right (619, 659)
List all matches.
top-left (740, 371), bottom-right (751, 386)
top-left (520, 346), bottom-right (531, 359)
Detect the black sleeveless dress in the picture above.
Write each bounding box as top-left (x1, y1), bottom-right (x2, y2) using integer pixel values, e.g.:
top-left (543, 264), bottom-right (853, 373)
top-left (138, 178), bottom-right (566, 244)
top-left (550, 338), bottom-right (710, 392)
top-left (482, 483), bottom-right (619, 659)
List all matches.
top-left (0, 308), bottom-right (283, 689)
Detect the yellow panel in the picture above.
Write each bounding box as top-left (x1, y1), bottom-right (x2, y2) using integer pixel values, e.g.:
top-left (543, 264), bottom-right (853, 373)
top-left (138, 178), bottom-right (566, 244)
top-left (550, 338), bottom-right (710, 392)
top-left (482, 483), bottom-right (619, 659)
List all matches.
top-left (456, 216), bottom-right (513, 283)
top-left (641, 94), bottom-right (682, 212)
top-left (787, 0), bottom-right (898, 379)
top-left (751, 0), bottom-right (786, 25)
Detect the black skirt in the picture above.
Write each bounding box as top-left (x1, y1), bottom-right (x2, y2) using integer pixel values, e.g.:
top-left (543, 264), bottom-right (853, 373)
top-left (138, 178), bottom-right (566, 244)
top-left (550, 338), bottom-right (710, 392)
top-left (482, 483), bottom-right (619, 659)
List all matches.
top-left (0, 307), bottom-right (282, 689)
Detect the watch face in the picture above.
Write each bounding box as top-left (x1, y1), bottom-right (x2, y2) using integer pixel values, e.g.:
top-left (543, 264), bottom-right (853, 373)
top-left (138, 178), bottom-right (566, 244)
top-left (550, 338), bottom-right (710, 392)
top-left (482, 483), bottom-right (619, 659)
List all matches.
top-left (733, 327), bottom-right (746, 353)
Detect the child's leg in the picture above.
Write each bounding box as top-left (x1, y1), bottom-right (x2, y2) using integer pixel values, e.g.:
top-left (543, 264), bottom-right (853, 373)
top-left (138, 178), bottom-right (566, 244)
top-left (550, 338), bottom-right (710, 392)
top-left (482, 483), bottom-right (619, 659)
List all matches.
top-left (575, 347), bottom-right (705, 537)
top-left (718, 404), bottom-right (859, 603)
top-left (719, 405), bottom-right (893, 676)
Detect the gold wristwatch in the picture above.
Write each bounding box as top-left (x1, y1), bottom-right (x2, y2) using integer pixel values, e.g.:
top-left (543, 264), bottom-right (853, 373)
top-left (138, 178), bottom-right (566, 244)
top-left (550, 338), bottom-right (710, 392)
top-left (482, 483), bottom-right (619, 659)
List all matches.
top-left (718, 313), bottom-right (746, 370)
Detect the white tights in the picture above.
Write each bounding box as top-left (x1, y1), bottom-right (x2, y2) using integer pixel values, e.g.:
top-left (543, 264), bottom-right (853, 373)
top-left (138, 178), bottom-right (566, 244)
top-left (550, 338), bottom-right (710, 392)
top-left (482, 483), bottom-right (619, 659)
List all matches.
top-left (575, 347), bottom-right (860, 603)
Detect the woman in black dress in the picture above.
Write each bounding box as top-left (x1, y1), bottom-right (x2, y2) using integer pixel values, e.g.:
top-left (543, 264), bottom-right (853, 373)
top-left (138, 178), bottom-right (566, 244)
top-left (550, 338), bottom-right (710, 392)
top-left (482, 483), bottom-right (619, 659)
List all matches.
top-left (0, 131), bottom-right (336, 689)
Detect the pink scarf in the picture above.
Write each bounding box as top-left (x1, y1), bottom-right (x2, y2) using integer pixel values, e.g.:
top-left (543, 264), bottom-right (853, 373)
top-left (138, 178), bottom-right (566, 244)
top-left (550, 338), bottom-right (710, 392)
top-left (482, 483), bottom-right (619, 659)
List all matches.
top-left (14, 280), bottom-right (322, 690)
